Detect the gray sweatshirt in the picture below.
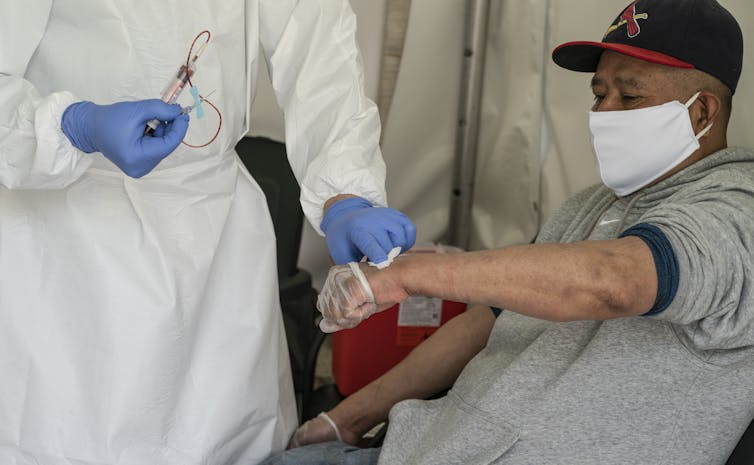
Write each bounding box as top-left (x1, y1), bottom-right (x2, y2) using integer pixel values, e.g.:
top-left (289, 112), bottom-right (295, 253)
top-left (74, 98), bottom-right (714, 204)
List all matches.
top-left (378, 147), bottom-right (754, 465)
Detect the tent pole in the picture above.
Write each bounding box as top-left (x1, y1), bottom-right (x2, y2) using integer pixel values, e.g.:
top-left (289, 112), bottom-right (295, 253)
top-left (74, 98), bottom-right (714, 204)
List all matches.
top-left (448, 0), bottom-right (491, 249)
top-left (378, 0), bottom-right (412, 130)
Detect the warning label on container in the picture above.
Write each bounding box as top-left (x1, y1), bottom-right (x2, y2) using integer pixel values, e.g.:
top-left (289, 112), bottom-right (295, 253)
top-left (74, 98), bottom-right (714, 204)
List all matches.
top-left (396, 297), bottom-right (443, 347)
top-left (398, 297), bottom-right (443, 327)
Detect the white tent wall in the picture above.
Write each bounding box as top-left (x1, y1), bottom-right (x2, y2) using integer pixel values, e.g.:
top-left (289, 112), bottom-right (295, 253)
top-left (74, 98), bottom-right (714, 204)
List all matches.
top-left (249, 1), bottom-right (386, 143)
top-left (249, 0), bottom-right (754, 288)
top-left (470, 0), bottom-right (548, 250)
top-left (380, 0), bottom-right (465, 250)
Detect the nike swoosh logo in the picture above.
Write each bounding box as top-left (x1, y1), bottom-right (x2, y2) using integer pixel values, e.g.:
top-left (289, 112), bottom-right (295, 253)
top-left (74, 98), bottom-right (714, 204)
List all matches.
top-left (598, 219), bottom-right (620, 226)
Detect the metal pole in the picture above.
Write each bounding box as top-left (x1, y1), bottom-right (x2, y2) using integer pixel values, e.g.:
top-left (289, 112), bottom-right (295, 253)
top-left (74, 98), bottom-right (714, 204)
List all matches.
top-left (378, 0), bottom-right (412, 130)
top-left (448, 0), bottom-right (491, 249)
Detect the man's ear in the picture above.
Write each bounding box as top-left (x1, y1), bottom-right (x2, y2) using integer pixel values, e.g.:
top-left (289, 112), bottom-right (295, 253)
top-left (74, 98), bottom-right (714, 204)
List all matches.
top-left (690, 92), bottom-right (721, 136)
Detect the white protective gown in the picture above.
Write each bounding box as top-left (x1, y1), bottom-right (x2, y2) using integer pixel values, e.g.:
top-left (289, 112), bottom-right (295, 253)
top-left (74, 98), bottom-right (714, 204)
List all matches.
top-left (0, 1), bottom-right (387, 464)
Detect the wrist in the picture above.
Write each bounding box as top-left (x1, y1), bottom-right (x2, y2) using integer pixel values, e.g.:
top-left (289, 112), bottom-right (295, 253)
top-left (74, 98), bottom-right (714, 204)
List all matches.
top-left (320, 196), bottom-right (372, 233)
top-left (325, 408), bottom-right (363, 444)
top-left (389, 254), bottom-right (417, 297)
top-left (328, 393), bottom-right (384, 443)
top-left (323, 194), bottom-right (360, 212)
top-left (61, 101), bottom-right (97, 153)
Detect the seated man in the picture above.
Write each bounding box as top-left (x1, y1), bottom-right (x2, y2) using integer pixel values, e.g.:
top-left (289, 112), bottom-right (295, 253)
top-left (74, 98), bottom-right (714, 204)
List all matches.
top-left (263, 0), bottom-right (754, 463)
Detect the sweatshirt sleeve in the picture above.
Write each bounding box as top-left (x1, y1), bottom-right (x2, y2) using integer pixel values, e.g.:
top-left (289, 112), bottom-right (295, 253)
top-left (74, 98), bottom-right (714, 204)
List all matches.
top-left (0, 2), bottom-right (92, 190)
top-left (257, 0), bottom-right (387, 234)
top-left (636, 170), bottom-right (754, 351)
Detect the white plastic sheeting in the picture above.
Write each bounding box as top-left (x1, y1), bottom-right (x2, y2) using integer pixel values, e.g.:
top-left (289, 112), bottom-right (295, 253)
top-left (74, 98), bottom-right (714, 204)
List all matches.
top-left (471, 0), bottom-right (548, 250)
top-left (251, 0), bottom-right (754, 287)
top-left (380, 0), bottom-right (465, 246)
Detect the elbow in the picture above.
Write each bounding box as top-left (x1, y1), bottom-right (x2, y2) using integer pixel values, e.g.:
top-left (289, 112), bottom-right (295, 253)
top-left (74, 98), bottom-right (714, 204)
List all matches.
top-left (592, 282), bottom-right (642, 318)
top-left (595, 254), bottom-right (652, 318)
top-left (568, 253), bottom-right (651, 320)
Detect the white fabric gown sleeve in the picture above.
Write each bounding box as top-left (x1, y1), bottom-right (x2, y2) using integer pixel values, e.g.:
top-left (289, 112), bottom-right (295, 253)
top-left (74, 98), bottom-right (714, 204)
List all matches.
top-left (258, 0), bottom-right (388, 234)
top-left (0, 3), bottom-right (92, 190)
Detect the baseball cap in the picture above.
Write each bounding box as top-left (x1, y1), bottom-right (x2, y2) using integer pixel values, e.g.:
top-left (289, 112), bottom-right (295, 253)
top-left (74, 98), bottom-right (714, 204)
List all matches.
top-left (552, 0), bottom-right (744, 93)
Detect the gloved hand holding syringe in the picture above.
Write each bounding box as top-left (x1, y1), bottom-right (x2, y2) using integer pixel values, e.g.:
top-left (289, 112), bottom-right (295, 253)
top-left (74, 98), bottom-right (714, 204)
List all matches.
top-left (61, 30), bottom-right (221, 180)
top-left (144, 39), bottom-right (209, 136)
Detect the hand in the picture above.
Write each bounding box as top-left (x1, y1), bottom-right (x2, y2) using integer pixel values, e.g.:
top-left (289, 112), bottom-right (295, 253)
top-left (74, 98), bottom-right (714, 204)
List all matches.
top-left (288, 412), bottom-right (359, 449)
top-left (61, 99), bottom-right (190, 178)
top-left (317, 262), bottom-right (407, 332)
top-left (320, 197), bottom-right (416, 265)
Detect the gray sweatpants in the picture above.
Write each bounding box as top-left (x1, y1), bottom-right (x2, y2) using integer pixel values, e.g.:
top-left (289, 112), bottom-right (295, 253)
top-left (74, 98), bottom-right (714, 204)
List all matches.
top-left (259, 442), bottom-right (381, 465)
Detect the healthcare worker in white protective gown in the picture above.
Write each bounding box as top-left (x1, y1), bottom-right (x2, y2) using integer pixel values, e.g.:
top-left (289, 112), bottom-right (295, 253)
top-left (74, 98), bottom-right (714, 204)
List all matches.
top-left (0, 1), bottom-right (417, 464)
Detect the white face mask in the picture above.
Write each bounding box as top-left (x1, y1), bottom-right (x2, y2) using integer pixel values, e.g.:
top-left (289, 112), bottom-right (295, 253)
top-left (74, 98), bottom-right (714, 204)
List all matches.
top-left (588, 92), bottom-right (713, 196)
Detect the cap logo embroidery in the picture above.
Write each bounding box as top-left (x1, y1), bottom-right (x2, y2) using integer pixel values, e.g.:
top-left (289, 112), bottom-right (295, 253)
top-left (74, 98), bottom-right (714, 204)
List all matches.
top-left (605, 2), bottom-right (649, 38)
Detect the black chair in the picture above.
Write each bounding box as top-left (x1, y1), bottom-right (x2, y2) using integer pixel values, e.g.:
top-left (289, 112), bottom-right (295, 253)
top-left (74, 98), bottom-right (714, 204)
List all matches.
top-left (235, 136), bottom-right (303, 281)
top-left (235, 136), bottom-right (322, 422)
top-left (726, 415), bottom-right (754, 464)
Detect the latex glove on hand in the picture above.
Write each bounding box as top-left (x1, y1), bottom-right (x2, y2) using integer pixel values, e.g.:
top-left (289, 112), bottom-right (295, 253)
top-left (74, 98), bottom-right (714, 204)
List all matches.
top-left (317, 262), bottom-right (377, 333)
top-left (320, 197), bottom-right (417, 266)
top-left (317, 262), bottom-right (406, 332)
top-left (289, 412), bottom-right (356, 449)
top-left (62, 99), bottom-right (190, 178)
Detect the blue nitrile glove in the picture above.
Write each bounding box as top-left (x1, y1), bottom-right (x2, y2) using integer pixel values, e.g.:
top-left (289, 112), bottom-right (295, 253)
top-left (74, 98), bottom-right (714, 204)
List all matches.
top-left (320, 197), bottom-right (417, 265)
top-left (61, 99), bottom-right (190, 178)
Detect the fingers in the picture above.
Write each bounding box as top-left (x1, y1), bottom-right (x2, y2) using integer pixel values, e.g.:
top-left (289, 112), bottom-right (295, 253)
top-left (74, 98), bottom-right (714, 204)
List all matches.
top-left (327, 242), bottom-right (361, 266)
top-left (318, 304), bottom-right (376, 333)
top-left (317, 263), bottom-right (377, 332)
top-left (288, 414), bottom-right (342, 449)
top-left (382, 209), bottom-right (417, 251)
top-left (152, 120), bottom-right (168, 138)
top-left (139, 114), bottom-right (190, 160)
top-left (348, 209), bottom-right (417, 265)
top-left (137, 99), bottom-right (184, 123)
top-left (164, 114), bottom-right (190, 145)
top-left (319, 318), bottom-right (346, 333)
top-left (319, 305), bottom-right (376, 331)
top-left (349, 229), bottom-right (390, 265)
top-left (397, 212), bottom-right (417, 251)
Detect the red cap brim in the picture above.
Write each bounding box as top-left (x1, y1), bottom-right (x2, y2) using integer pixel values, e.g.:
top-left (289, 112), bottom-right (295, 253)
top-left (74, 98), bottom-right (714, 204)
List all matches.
top-left (552, 41), bottom-right (694, 72)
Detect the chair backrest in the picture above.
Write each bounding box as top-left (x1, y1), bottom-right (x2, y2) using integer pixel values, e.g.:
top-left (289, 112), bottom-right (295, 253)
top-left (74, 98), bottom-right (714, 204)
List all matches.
top-left (235, 136), bottom-right (303, 280)
top-left (726, 416), bottom-right (754, 465)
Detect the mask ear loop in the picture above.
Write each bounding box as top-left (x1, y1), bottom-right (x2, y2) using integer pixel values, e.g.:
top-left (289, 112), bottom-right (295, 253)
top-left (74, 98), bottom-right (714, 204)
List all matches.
top-left (695, 122), bottom-right (713, 140)
top-left (685, 91), bottom-right (713, 140)
top-left (684, 91), bottom-right (702, 108)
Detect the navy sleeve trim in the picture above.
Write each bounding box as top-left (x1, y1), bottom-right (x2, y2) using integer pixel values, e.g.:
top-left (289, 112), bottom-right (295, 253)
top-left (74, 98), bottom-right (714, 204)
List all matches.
top-left (620, 223), bottom-right (679, 316)
top-left (491, 307), bottom-right (503, 318)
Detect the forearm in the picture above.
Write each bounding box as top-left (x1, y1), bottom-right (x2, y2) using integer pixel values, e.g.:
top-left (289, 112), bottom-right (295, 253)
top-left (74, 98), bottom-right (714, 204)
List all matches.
top-left (383, 238), bottom-right (657, 322)
top-left (328, 305), bottom-right (496, 439)
top-left (259, 0), bottom-right (387, 233)
top-left (0, 80), bottom-right (91, 189)
top-left (0, 5), bottom-right (93, 189)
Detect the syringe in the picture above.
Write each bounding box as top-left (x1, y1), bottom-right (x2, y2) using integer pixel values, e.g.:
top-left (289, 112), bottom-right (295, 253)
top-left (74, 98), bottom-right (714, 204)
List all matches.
top-left (145, 41), bottom-right (209, 135)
